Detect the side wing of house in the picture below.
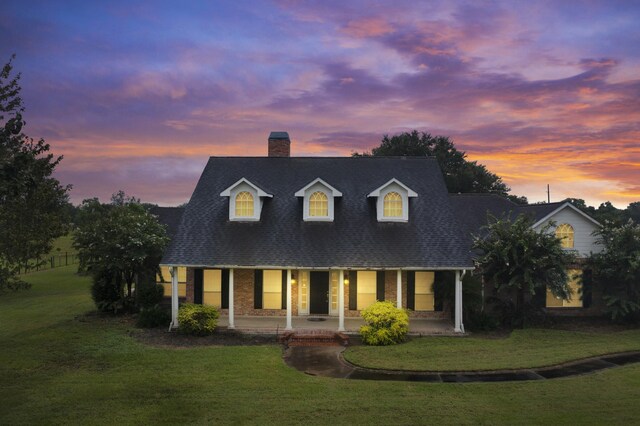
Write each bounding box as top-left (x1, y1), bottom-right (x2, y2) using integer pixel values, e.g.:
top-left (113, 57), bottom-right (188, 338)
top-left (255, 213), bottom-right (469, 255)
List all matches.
top-left (530, 204), bottom-right (602, 258)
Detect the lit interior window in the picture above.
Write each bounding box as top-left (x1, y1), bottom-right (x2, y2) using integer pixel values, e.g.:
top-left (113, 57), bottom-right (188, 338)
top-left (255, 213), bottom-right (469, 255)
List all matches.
top-left (415, 271), bottom-right (434, 311)
top-left (357, 271), bottom-right (376, 310)
top-left (235, 191), bottom-right (254, 217)
top-left (383, 192), bottom-right (402, 217)
top-left (555, 224), bottom-right (574, 249)
top-left (309, 191), bottom-right (328, 217)
top-left (263, 270), bottom-right (282, 309)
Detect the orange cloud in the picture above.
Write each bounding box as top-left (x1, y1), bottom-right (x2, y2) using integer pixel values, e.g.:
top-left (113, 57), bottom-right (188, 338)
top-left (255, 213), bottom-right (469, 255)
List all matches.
top-left (342, 18), bottom-right (395, 38)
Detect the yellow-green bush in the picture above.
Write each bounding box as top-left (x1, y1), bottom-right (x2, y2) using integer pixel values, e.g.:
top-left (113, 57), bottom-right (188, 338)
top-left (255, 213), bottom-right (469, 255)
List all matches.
top-left (359, 301), bottom-right (409, 345)
top-left (177, 303), bottom-right (219, 336)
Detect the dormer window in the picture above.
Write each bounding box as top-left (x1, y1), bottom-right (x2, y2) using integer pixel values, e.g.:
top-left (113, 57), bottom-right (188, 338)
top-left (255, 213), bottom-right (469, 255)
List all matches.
top-left (235, 191), bottom-right (254, 217)
top-left (383, 192), bottom-right (403, 217)
top-left (309, 191), bottom-right (328, 217)
top-left (220, 178), bottom-right (272, 221)
top-left (368, 178), bottom-right (417, 222)
top-left (295, 178), bottom-right (342, 222)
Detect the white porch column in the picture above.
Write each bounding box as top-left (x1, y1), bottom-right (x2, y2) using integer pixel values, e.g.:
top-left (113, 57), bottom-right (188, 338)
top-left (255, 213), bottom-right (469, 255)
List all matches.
top-left (228, 268), bottom-right (235, 329)
top-left (285, 269), bottom-right (293, 331)
top-left (170, 266), bottom-right (179, 329)
top-left (338, 270), bottom-right (345, 332)
top-left (396, 269), bottom-right (402, 309)
top-left (454, 270), bottom-right (464, 333)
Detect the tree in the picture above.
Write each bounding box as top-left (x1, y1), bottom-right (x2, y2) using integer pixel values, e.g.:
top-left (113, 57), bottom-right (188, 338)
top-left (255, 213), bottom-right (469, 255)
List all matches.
top-left (356, 130), bottom-right (526, 202)
top-left (587, 220), bottom-right (640, 322)
top-left (73, 191), bottom-right (169, 312)
top-left (473, 215), bottom-right (575, 327)
top-left (0, 55), bottom-right (70, 291)
top-left (594, 201), bottom-right (623, 225)
top-left (624, 202), bottom-right (640, 224)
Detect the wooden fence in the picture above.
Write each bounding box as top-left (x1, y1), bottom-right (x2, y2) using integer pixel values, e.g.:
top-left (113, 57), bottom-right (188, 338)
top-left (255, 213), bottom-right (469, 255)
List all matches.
top-left (20, 252), bottom-right (79, 274)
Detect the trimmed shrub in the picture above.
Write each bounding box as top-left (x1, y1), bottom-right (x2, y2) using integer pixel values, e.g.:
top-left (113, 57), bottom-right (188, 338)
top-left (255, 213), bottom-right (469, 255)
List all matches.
top-left (91, 269), bottom-right (123, 313)
top-left (359, 301), bottom-right (409, 345)
top-left (178, 303), bottom-right (219, 336)
top-left (136, 270), bottom-right (164, 308)
top-left (137, 304), bottom-right (171, 328)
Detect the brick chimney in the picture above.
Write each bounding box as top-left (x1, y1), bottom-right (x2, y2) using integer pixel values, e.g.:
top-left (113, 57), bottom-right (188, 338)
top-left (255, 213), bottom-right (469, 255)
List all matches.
top-left (268, 131), bottom-right (291, 157)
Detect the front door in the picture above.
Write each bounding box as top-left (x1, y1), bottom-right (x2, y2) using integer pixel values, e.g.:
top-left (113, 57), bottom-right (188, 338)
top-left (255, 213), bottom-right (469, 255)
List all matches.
top-left (309, 271), bottom-right (329, 315)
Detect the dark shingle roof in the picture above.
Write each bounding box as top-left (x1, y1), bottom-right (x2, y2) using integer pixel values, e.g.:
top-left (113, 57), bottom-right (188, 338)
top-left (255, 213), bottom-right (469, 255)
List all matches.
top-left (449, 194), bottom-right (522, 239)
top-left (149, 206), bottom-right (184, 241)
top-left (163, 157), bottom-right (473, 269)
top-left (449, 195), bottom-right (575, 239)
top-left (518, 202), bottom-right (565, 223)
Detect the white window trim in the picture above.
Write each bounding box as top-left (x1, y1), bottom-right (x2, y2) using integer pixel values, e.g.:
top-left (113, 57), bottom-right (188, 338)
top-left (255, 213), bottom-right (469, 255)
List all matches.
top-left (220, 178), bottom-right (272, 222)
top-left (295, 178), bottom-right (342, 222)
top-left (367, 178), bottom-right (417, 222)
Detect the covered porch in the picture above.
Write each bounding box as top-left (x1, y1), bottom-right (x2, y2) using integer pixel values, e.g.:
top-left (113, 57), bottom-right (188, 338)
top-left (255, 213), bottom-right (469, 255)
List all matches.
top-left (168, 267), bottom-right (468, 334)
top-left (214, 315), bottom-right (457, 335)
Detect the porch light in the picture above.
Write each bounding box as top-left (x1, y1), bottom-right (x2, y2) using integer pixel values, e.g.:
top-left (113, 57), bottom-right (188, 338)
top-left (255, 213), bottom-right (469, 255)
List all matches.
top-left (291, 271), bottom-right (297, 285)
top-left (344, 271), bottom-right (349, 285)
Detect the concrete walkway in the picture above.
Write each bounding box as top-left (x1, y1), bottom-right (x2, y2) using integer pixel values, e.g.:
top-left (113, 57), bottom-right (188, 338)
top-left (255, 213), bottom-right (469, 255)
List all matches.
top-left (216, 315), bottom-right (455, 335)
top-left (283, 347), bottom-right (640, 382)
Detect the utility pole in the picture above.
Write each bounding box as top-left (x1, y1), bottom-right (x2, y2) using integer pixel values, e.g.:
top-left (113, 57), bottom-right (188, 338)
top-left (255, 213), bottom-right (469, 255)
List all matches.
top-left (547, 184), bottom-right (550, 203)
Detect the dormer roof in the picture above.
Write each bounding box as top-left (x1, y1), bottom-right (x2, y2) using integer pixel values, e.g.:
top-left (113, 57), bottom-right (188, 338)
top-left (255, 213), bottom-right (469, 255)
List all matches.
top-left (367, 178), bottom-right (418, 198)
top-left (220, 178), bottom-right (273, 198)
top-left (294, 178), bottom-right (342, 197)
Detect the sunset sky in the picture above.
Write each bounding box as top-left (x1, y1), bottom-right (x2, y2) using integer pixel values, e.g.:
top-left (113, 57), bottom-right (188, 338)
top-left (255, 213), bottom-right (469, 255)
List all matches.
top-left (2, 0), bottom-right (639, 207)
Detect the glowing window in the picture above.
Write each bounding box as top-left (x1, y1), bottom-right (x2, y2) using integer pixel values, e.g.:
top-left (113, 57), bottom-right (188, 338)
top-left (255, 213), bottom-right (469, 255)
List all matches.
top-left (383, 192), bottom-right (402, 217)
top-left (556, 224), bottom-right (574, 249)
top-left (415, 271), bottom-right (434, 311)
top-left (546, 269), bottom-right (583, 308)
top-left (263, 270), bottom-right (283, 309)
top-left (235, 191), bottom-right (254, 217)
top-left (357, 271), bottom-right (377, 310)
top-left (309, 191), bottom-right (328, 217)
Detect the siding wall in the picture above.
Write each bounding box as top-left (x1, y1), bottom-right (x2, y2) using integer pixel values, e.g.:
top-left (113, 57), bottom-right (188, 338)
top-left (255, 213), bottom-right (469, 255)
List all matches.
top-left (533, 207), bottom-right (602, 257)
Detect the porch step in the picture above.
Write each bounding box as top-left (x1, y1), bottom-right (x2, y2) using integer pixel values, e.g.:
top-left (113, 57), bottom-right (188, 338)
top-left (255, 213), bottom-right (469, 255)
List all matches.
top-left (280, 330), bottom-right (350, 347)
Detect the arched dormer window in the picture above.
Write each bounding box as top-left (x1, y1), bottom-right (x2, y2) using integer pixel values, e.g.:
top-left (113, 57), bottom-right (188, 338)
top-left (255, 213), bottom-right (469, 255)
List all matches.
top-left (556, 223), bottom-right (574, 249)
top-left (309, 191), bottom-right (328, 217)
top-left (295, 178), bottom-right (342, 222)
top-left (235, 191), bottom-right (254, 217)
top-left (368, 179), bottom-right (417, 222)
top-left (383, 192), bottom-right (402, 217)
top-left (220, 178), bottom-right (272, 221)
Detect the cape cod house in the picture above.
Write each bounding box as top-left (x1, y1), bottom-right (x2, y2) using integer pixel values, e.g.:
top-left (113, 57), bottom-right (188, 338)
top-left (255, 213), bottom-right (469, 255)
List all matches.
top-left (449, 194), bottom-right (603, 314)
top-left (160, 132), bottom-right (474, 332)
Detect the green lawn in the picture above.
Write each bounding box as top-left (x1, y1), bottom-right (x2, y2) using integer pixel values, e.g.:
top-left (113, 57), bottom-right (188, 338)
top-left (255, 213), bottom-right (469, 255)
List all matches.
top-left (1, 266), bottom-right (640, 425)
top-left (48, 233), bottom-right (76, 256)
top-left (345, 329), bottom-right (640, 371)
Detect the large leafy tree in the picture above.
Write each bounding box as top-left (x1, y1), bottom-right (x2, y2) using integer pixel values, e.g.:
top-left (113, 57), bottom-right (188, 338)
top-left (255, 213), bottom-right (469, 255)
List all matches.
top-left (474, 215), bottom-right (575, 327)
top-left (587, 220), bottom-right (640, 322)
top-left (73, 191), bottom-right (169, 312)
top-left (357, 130), bottom-right (526, 203)
top-left (0, 55), bottom-right (70, 291)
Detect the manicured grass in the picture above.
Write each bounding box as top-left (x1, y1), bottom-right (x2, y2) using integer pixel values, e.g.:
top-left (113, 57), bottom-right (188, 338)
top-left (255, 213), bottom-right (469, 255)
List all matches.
top-left (48, 233), bottom-right (77, 256)
top-left (344, 329), bottom-right (640, 371)
top-left (2, 266), bottom-right (640, 424)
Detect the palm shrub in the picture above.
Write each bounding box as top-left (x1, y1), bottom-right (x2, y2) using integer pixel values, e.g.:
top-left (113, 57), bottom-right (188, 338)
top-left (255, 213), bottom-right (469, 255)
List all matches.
top-left (587, 220), bottom-right (640, 322)
top-left (359, 301), bottom-right (409, 345)
top-left (178, 303), bottom-right (219, 336)
top-left (474, 215), bottom-right (575, 328)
